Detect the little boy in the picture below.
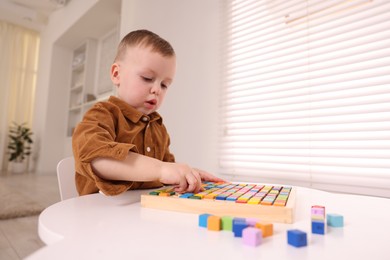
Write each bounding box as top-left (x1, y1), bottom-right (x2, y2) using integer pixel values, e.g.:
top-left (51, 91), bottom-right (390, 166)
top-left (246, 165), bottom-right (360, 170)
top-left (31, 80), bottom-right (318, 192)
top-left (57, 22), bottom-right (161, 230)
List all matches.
top-left (72, 29), bottom-right (223, 196)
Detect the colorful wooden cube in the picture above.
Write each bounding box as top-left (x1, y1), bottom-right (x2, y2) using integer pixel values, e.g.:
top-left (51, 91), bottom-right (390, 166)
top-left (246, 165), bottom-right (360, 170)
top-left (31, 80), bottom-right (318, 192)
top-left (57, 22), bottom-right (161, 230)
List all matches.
top-left (242, 227), bottom-right (262, 247)
top-left (198, 213), bottom-right (211, 228)
top-left (327, 213), bottom-right (344, 227)
top-left (207, 215), bottom-right (221, 231)
top-left (287, 229), bottom-right (307, 247)
top-left (221, 216), bottom-right (233, 231)
top-left (233, 217), bottom-right (246, 225)
top-left (312, 221), bottom-right (325, 235)
top-left (255, 222), bottom-right (273, 237)
top-left (233, 221), bottom-right (249, 237)
top-left (311, 205), bottom-right (325, 221)
top-left (246, 218), bottom-right (259, 227)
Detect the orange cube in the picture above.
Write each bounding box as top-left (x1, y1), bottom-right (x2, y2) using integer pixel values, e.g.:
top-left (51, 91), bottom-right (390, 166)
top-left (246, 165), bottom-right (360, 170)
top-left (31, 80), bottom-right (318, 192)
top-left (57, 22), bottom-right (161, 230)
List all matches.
top-left (255, 222), bottom-right (273, 237)
top-left (207, 215), bottom-right (221, 231)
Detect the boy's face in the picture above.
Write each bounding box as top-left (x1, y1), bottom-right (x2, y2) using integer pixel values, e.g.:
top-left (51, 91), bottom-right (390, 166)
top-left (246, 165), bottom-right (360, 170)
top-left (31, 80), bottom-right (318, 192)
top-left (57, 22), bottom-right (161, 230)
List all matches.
top-left (111, 45), bottom-right (176, 115)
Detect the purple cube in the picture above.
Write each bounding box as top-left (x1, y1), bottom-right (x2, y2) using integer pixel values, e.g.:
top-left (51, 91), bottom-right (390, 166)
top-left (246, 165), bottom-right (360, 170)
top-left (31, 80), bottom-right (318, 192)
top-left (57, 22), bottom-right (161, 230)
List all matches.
top-left (243, 227), bottom-right (262, 246)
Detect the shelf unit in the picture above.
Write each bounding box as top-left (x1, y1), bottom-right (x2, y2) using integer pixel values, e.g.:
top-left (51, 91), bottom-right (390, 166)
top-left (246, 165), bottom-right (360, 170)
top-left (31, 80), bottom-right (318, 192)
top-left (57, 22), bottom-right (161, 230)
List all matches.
top-left (66, 26), bottom-right (119, 137)
top-left (67, 39), bottom-right (97, 136)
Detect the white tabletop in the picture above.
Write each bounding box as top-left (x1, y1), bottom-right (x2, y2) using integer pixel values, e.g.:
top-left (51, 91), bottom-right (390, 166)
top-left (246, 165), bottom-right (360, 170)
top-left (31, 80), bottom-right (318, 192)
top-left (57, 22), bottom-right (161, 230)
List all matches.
top-left (27, 186), bottom-right (390, 260)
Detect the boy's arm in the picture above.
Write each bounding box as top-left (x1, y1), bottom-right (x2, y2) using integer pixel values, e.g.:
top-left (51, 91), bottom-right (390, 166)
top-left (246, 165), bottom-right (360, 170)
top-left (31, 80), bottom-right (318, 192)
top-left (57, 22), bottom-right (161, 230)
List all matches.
top-left (91, 152), bottom-right (224, 193)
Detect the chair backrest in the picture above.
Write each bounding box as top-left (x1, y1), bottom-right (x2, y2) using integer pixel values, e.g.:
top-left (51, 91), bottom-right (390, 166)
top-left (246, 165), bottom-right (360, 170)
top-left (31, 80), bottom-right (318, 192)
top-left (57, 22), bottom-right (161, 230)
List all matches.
top-left (56, 156), bottom-right (78, 201)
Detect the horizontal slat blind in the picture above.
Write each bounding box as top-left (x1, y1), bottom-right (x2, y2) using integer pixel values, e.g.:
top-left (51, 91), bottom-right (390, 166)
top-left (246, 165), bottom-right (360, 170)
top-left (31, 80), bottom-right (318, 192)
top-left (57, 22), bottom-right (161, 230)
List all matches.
top-left (219, 0), bottom-right (390, 197)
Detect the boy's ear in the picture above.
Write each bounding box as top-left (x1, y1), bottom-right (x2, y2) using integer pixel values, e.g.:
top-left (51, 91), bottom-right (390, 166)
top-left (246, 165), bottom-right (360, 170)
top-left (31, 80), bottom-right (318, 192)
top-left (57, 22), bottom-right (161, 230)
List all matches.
top-left (110, 63), bottom-right (120, 85)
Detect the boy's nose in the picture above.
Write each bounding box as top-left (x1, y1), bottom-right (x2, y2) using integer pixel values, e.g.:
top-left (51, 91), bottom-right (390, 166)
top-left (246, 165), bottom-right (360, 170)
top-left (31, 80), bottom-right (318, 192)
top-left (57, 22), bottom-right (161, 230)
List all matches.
top-left (151, 83), bottom-right (161, 95)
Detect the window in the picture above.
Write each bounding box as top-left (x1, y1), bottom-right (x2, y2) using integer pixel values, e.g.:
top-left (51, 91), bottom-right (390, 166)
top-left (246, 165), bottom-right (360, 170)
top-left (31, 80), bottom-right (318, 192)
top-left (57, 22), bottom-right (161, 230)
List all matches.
top-left (0, 21), bottom-right (40, 171)
top-left (219, 0), bottom-right (390, 197)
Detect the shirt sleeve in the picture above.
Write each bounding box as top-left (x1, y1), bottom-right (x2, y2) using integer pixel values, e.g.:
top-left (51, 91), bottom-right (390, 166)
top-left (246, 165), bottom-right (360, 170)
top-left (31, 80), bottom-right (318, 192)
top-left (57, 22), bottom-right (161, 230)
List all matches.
top-left (72, 103), bottom-right (136, 195)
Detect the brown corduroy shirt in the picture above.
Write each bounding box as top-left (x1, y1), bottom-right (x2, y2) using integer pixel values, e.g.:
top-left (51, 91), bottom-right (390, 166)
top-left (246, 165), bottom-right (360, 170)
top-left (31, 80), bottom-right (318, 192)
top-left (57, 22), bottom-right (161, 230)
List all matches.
top-left (72, 96), bottom-right (175, 196)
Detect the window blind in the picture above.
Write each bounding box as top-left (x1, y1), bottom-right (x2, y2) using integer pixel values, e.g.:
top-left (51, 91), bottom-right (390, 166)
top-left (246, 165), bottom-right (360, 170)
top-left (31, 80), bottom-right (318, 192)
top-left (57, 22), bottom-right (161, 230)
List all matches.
top-left (219, 0), bottom-right (390, 197)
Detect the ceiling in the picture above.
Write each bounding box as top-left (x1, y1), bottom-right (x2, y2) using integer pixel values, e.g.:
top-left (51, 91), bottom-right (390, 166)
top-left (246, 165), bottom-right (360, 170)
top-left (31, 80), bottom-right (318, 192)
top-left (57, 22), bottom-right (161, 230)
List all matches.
top-left (0, 0), bottom-right (71, 31)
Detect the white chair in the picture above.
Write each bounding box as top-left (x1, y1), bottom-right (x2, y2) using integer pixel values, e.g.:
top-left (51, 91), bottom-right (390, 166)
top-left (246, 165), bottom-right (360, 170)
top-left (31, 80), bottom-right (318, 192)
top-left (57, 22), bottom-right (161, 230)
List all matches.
top-left (56, 156), bottom-right (78, 201)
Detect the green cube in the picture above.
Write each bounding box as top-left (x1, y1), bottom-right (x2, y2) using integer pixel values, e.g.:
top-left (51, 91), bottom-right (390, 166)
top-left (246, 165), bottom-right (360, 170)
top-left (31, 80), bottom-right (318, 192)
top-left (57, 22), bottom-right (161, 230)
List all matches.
top-left (221, 216), bottom-right (233, 231)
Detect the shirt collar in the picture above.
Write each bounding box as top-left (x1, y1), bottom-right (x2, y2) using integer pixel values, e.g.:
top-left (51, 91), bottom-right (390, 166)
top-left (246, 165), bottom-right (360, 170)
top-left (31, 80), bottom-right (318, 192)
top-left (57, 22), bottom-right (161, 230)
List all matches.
top-left (108, 96), bottom-right (162, 124)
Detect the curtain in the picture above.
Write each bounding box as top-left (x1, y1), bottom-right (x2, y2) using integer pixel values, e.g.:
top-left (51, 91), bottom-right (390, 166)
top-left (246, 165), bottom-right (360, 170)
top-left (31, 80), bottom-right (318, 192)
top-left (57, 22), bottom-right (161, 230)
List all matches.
top-left (0, 21), bottom-right (40, 171)
top-left (219, 0), bottom-right (390, 197)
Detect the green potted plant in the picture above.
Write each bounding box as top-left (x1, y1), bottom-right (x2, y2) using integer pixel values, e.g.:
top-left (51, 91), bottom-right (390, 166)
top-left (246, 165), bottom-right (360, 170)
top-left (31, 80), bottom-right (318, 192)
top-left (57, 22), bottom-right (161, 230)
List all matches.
top-left (8, 122), bottom-right (33, 173)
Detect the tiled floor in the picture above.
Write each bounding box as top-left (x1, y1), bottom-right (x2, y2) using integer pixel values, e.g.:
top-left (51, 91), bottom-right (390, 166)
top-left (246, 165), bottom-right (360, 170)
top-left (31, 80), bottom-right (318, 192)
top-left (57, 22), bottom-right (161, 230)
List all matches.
top-left (0, 172), bottom-right (60, 259)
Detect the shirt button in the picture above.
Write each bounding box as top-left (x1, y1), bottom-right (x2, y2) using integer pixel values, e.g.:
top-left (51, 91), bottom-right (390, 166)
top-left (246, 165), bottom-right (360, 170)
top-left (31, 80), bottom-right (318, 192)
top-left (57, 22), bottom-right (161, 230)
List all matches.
top-left (146, 147), bottom-right (151, 152)
top-left (142, 116), bottom-right (149, 122)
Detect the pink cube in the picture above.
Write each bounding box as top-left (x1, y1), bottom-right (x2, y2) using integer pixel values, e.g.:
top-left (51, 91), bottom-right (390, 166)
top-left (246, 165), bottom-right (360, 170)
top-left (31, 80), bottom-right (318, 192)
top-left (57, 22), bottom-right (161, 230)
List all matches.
top-left (246, 218), bottom-right (259, 227)
top-left (242, 227), bottom-right (262, 247)
top-left (311, 205), bottom-right (325, 221)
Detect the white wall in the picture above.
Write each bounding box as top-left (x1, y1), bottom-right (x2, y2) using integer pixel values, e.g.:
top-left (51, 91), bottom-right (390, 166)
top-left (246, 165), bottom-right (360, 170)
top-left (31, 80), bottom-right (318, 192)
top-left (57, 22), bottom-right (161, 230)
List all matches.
top-left (121, 0), bottom-right (222, 174)
top-left (34, 0), bottom-right (222, 175)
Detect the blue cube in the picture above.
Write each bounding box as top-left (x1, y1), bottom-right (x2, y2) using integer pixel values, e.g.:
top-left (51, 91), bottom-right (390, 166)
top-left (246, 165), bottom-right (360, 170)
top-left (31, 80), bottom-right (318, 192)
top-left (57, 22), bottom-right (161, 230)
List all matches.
top-left (312, 221), bottom-right (325, 234)
top-left (327, 214), bottom-right (344, 227)
top-left (287, 229), bottom-right (307, 247)
top-left (198, 213), bottom-right (211, 228)
top-left (233, 221), bottom-right (249, 237)
top-left (233, 217), bottom-right (246, 224)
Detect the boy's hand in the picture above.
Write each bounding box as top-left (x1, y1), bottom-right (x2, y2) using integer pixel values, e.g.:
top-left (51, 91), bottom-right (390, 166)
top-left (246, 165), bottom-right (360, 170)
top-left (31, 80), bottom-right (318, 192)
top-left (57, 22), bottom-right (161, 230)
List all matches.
top-left (159, 162), bottom-right (201, 193)
top-left (194, 168), bottom-right (226, 183)
top-left (159, 163), bottom-right (225, 194)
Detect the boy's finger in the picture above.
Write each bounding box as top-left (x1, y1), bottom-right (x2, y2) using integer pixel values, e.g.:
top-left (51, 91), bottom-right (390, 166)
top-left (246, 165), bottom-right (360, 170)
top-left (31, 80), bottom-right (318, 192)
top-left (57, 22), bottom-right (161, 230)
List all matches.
top-left (176, 177), bottom-right (188, 193)
top-left (192, 169), bottom-right (203, 193)
top-left (186, 174), bottom-right (199, 193)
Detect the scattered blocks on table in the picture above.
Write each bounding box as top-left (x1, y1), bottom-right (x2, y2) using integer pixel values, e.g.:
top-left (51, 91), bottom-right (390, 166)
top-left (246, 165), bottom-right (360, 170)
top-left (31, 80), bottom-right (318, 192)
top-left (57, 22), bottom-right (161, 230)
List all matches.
top-left (312, 221), bottom-right (325, 235)
top-left (255, 222), bottom-right (274, 237)
top-left (327, 213), bottom-right (344, 227)
top-left (198, 213), bottom-right (211, 228)
top-left (207, 215), bottom-right (221, 231)
top-left (242, 227), bottom-right (262, 247)
top-left (287, 229), bottom-right (307, 248)
top-left (198, 204), bottom-right (339, 249)
top-left (221, 216), bottom-right (233, 231)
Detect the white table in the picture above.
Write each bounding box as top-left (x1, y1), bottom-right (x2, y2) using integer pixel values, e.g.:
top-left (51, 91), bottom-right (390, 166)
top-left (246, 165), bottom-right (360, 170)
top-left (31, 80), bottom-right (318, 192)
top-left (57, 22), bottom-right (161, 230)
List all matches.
top-left (27, 186), bottom-right (390, 260)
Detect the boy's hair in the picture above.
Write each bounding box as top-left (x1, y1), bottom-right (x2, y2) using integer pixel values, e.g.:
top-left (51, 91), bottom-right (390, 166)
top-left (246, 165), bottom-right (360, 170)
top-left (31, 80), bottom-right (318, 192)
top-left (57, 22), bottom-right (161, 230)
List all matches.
top-left (114, 29), bottom-right (175, 62)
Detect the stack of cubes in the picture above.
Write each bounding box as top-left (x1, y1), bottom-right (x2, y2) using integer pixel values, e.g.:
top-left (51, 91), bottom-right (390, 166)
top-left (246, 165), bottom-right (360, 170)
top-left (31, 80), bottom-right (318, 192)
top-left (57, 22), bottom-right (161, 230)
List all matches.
top-left (311, 205), bottom-right (326, 235)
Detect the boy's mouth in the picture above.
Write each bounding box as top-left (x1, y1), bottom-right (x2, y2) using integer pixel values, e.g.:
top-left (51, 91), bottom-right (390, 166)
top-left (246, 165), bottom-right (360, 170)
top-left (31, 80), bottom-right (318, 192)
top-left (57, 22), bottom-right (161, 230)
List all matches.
top-left (146, 99), bottom-right (157, 106)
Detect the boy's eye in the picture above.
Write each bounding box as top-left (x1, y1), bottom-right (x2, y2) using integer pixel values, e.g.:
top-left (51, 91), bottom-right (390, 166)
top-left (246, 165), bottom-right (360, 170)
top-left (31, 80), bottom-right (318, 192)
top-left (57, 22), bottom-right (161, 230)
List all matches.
top-left (142, 76), bottom-right (153, 82)
top-left (161, 83), bottom-right (168, 89)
